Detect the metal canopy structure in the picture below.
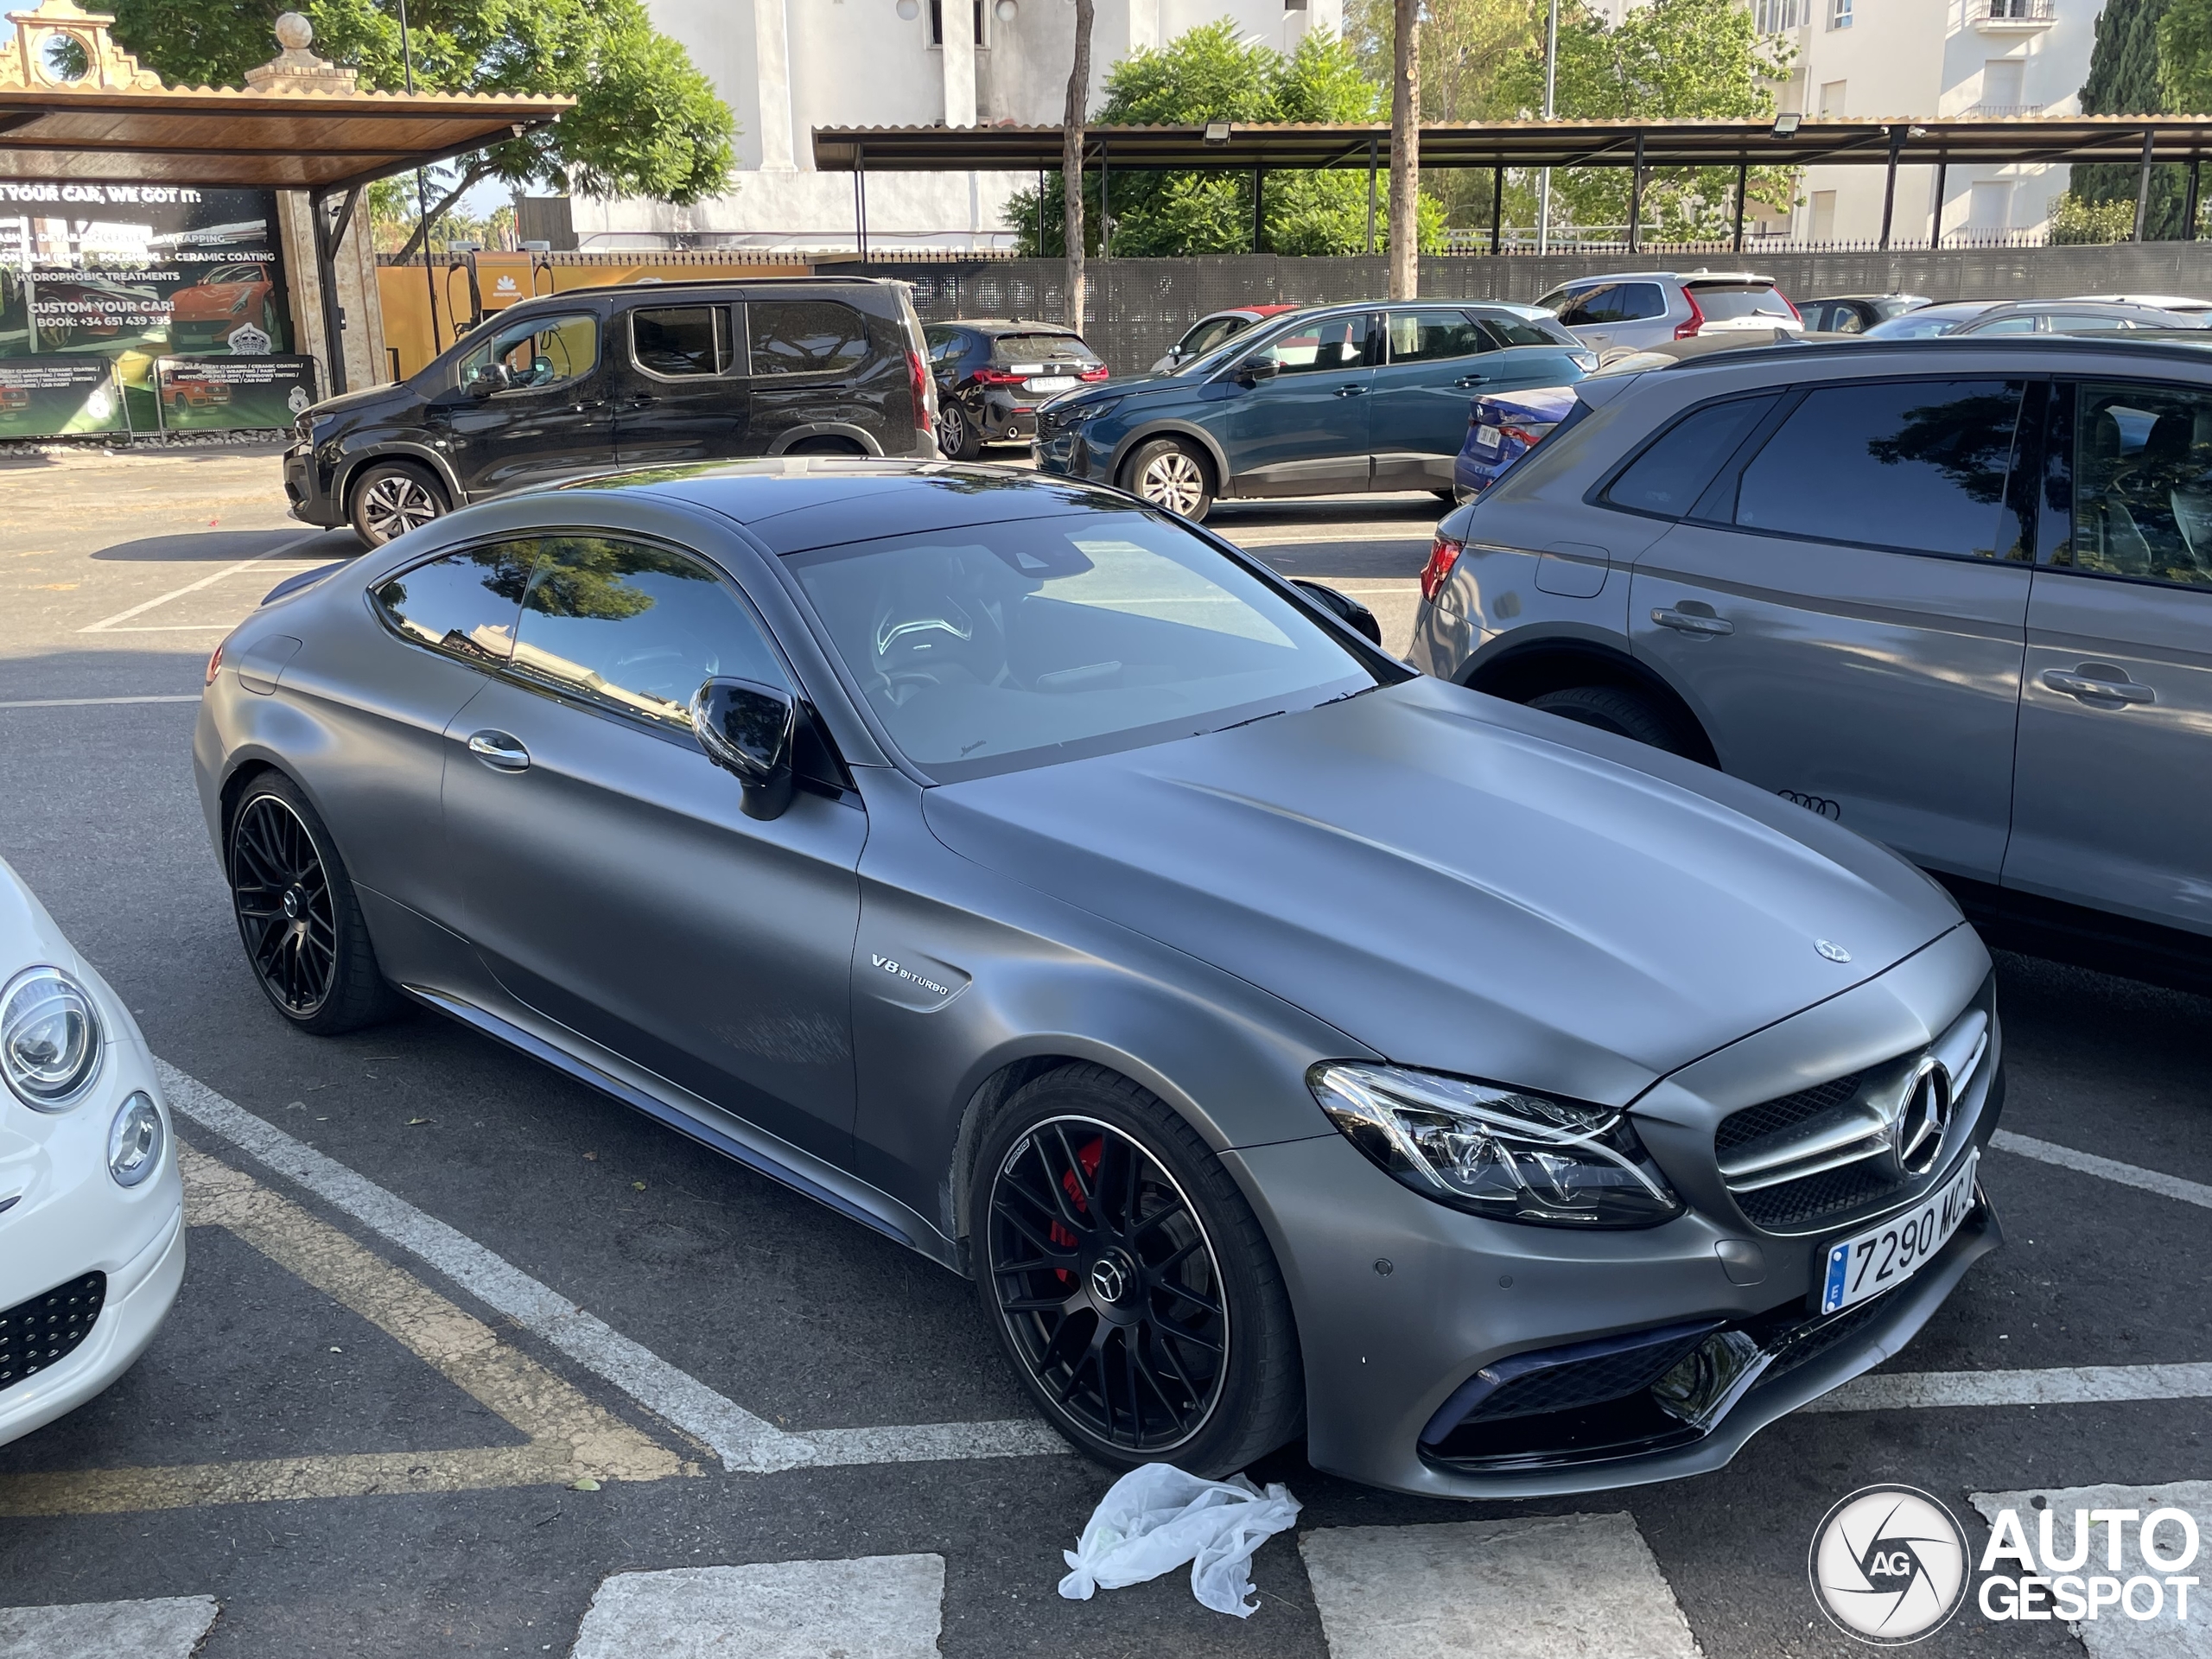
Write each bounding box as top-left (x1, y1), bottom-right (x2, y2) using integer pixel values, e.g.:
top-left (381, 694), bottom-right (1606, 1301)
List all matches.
top-left (816, 115), bottom-right (2212, 259)
top-left (0, 0), bottom-right (570, 394)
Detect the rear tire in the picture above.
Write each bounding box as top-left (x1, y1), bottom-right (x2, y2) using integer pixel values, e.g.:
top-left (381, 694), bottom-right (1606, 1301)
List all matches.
top-left (937, 401), bottom-right (982, 461)
top-left (226, 772), bottom-right (396, 1035)
top-left (1527, 683), bottom-right (1693, 757)
top-left (970, 1064), bottom-right (1302, 1478)
top-left (1122, 437), bottom-right (1214, 523)
top-left (348, 461), bottom-right (446, 548)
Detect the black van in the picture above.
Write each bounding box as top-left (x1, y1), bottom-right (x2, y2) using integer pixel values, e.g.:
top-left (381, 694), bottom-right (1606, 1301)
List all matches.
top-left (283, 276), bottom-right (939, 545)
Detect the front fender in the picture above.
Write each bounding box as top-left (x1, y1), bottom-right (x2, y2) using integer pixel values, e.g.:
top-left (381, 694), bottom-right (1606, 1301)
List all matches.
top-left (1106, 417), bottom-right (1231, 493)
top-left (333, 439), bottom-right (465, 512)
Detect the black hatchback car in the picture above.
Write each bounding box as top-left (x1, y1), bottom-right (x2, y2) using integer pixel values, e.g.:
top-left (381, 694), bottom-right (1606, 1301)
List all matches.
top-left (284, 276), bottom-right (938, 545)
top-left (924, 320), bottom-right (1106, 461)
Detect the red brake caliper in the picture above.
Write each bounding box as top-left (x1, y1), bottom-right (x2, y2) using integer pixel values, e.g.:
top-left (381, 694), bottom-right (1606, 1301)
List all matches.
top-left (1051, 1136), bottom-right (1104, 1285)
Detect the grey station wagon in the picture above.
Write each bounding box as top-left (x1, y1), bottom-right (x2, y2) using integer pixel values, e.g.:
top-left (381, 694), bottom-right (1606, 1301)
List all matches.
top-left (1411, 336), bottom-right (2212, 990)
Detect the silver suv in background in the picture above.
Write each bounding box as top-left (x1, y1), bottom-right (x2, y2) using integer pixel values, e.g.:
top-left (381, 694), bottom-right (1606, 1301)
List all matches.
top-left (1409, 336), bottom-right (2212, 991)
top-left (1535, 271), bottom-right (1803, 353)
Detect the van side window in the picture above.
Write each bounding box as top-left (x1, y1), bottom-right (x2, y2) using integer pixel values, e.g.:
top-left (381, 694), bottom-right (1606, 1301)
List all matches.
top-left (1600, 396), bottom-right (1781, 518)
top-left (632, 307), bottom-right (728, 377)
top-left (1733, 379), bottom-right (2026, 559)
top-left (2064, 381), bottom-right (2212, 587)
top-left (750, 301), bottom-right (872, 376)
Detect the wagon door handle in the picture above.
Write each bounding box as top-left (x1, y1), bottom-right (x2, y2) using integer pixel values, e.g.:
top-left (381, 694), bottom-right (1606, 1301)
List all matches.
top-left (2040, 668), bottom-right (2156, 705)
top-left (1454, 374), bottom-right (1491, 387)
top-left (1334, 384), bottom-right (1369, 397)
top-left (1651, 607), bottom-right (1735, 637)
top-left (467, 730), bottom-right (531, 772)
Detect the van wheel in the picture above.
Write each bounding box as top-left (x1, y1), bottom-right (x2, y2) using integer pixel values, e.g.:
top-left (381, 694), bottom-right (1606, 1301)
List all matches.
top-left (349, 462), bottom-right (447, 547)
top-left (1527, 684), bottom-right (1692, 757)
top-left (1123, 438), bottom-right (1214, 522)
top-left (971, 1064), bottom-right (1302, 1478)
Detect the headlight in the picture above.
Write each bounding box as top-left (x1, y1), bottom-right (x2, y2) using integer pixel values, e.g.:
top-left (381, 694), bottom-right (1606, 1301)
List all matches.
top-left (109, 1092), bottom-right (166, 1187)
top-left (1307, 1062), bottom-right (1681, 1228)
top-left (1, 966), bottom-right (103, 1110)
top-left (1061, 396), bottom-right (1122, 425)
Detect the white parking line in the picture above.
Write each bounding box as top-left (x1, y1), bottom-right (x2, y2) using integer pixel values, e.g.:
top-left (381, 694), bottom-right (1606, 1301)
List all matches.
top-left (1301, 1514), bottom-right (1702, 1659)
top-left (1993, 1129), bottom-right (2212, 1211)
top-left (1970, 1483), bottom-right (2212, 1658)
top-left (571, 1557), bottom-right (945, 1659)
top-left (155, 1060), bottom-right (1065, 1475)
top-left (79, 529), bottom-right (327, 633)
top-left (0, 696), bottom-right (200, 709)
top-left (0, 1596), bottom-right (219, 1659)
top-left (1802, 1362), bottom-right (2212, 1413)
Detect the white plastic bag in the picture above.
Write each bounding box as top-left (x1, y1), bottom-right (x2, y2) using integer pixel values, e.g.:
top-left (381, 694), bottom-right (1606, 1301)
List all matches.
top-left (1057, 1462), bottom-right (1301, 1618)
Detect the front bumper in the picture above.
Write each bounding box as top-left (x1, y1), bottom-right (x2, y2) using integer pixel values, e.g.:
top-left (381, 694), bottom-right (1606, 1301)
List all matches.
top-left (283, 442), bottom-right (342, 528)
top-left (1031, 416), bottom-right (1106, 482)
top-left (1234, 925), bottom-right (2003, 1498)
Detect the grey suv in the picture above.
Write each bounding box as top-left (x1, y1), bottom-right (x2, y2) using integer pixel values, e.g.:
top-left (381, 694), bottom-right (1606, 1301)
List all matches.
top-left (1410, 336), bottom-right (2212, 988)
top-left (1535, 271), bottom-right (1802, 353)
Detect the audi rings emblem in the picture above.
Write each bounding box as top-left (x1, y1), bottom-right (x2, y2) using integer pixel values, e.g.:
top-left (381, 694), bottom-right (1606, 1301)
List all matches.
top-left (1892, 1057), bottom-right (1952, 1178)
top-left (1778, 789), bottom-right (1843, 821)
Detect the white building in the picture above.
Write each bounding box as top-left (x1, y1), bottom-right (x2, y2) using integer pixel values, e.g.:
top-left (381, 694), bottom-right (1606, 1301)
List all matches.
top-left (573, 0), bottom-right (1341, 252)
top-left (1750, 0), bottom-right (2101, 243)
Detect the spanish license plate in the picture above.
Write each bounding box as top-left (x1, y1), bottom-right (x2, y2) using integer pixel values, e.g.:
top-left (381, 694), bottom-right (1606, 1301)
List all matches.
top-left (1027, 375), bottom-right (1077, 392)
top-left (1817, 1152), bottom-right (1978, 1315)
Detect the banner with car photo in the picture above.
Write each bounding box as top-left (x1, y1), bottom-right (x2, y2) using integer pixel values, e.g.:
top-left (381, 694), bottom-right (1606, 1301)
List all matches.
top-left (0, 356), bottom-right (124, 440)
top-left (153, 354), bottom-right (319, 433)
top-left (0, 178), bottom-right (293, 433)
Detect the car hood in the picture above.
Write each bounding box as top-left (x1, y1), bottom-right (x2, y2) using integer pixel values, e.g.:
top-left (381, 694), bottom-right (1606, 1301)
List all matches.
top-left (0, 855), bottom-right (86, 982)
top-left (307, 380), bottom-right (422, 431)
top-left (923, 678), bottom-right (1961, 1107)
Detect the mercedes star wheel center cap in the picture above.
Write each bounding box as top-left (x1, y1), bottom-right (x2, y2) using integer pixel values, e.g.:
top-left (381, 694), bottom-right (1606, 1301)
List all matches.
top-left (1089, 1255), bottom-right (1129, 1306)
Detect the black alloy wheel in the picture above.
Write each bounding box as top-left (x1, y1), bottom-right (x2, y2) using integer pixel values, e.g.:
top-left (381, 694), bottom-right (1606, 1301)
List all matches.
top-left (937, 399), bottom-right (980, 461)
top-left (349, 462), bottom-right (446, 547)
top-left (227, 774), bottom-right (393, 1034)
top-left (985, 1114), bottom-right (1230, 1453)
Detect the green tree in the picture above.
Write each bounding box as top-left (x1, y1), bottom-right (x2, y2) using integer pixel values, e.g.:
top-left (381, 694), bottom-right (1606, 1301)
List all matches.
top-left (1004, 23), bottom-right (1443, 257)
top-left (2057, 0), bottom-right (2189, 238)
top-left (109, 0), bottom-right (735, 258)
top-left (1494, 0), bottom-right (1796, 242)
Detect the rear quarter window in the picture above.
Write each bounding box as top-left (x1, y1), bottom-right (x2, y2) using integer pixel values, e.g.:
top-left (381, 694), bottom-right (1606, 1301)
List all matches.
top-left (1599, 395), bottom-right (1783, 518)
top-left (750, 300), bottom-right (873, 376)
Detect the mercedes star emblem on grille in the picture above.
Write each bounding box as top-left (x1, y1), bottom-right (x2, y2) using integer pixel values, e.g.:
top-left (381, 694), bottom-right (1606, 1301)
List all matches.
top-left (1892, 1056), bottom-right (1953, 1178)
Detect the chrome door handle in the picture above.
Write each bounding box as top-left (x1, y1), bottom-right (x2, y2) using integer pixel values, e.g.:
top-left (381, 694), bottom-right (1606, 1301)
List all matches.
top-left (1334, 385), bottom-right (1368, 397)
top-left (1454, 375), bottom-right (1491, 387)
top-left (2041, 668), bottom-right (2156, 705)
top-left (467, 730), bottom-right (531, 772)
top-left (1651, 607), bottom-right (1735, 637)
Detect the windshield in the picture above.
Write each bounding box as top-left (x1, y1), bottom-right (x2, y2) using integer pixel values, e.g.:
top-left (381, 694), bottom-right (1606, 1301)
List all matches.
top-left (1863, 308), bottom-right (1982, 340)
top-left (785, 509), bottom-right (1376, 781)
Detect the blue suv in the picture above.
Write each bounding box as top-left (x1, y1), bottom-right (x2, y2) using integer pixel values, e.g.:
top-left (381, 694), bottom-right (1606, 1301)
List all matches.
top-left (1033, 302), bottom-right (1592, 522)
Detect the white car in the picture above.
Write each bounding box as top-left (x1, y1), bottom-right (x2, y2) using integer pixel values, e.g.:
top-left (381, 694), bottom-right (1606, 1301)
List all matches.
top-left (0, 855), bottom-right (183, 1448)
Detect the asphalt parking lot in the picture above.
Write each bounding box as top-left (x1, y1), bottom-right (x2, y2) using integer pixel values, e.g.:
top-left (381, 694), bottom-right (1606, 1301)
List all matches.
top-left (1, 442), bottom-right (2209, 1658)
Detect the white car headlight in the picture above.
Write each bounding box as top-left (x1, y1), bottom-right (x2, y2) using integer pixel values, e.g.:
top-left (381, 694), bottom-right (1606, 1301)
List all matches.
top-left (109, 1092), bottom-right (165, 1186)
top-left (1, 965), bottom-right (104, 1110)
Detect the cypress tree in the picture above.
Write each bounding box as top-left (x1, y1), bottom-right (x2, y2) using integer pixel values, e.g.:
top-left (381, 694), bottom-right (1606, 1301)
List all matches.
top-left (2072, 0), bottom-right (2191, 238)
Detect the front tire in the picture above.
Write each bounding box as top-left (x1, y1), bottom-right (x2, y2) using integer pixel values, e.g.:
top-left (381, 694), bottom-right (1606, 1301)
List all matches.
top-left (971, 1064), bottom-right (1301, 1478)
top-left (227, 772), bottom-right (395, 1034)
top-left (1122, 437), bottom-right (1215, 523)
top-left (348, 461), bottom-right (447, 548)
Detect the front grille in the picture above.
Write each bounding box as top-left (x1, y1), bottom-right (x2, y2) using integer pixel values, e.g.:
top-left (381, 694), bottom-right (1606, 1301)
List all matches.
top-left (1716, 1071), bottom-right (1866, 1154)
top-left (1736, 1161), bottom-right (1904, 1230)
top-left (0, 1272), bottom-right (105, 1395)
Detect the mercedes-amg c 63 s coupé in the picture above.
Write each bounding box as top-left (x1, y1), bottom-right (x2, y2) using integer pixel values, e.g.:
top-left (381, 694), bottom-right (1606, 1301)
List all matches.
top-left (194, 459), bottom-right (2003, 1497)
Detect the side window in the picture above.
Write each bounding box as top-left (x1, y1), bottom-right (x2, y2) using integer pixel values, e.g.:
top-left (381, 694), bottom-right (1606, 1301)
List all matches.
top-left (1478, 312), bottom-right (1580, 350)
top-left (1972, 315), bottom-right (2038, 335)
top-left (927, 328), bottom-right (967, 365)
top-left (2066, 381), bottom-right (2212, 587)
top-left (749, 300), bottom-right (872, 377)
top-left (370, 544), bottom-right (533, 664)
top-left (1181, 318), bottom-right (1236, 358)
top-left (1612, 283), bottom-right (1668, 321)
top-left (1386, 309), bottom-right (1491, 363)
top-left (507, 537), bottom-right (791, 734)
top-left (1554, 285), bottom-right (1613, 327)
top-left (1732, 378), bottom-right (2026, 558)
top-left (460, 312), bottom-right (598, 392)
top-left (632, 306), bottom-right (728, 377)
top-left (1250, 315), bottom-right (1370, 376)
top-left (1601, 396), bottom-right (1781, 518)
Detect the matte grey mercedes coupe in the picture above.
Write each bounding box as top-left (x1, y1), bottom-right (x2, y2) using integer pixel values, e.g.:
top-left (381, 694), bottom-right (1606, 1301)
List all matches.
top-left (194, 460), bottom-right (2003, 1498)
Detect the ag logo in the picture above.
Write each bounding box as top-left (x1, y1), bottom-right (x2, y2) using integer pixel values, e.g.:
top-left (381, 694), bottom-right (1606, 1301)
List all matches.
top-left (226, 321), bottom-right (273, 355)
top-left (1810, 1485), bottom-right (1969, 1644)
top-left (286, 385), bottom-right (313, 416)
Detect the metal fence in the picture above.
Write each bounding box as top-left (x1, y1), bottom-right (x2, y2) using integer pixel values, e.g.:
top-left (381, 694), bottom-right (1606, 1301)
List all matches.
top-left (859, 244), bottom-right (2212, 378)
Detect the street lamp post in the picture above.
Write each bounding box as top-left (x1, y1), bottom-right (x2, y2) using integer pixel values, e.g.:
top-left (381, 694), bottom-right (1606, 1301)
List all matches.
top-left (1536, 0), bottom-right (1558, 255)
top-left (396, 0), bottom-right (443, 358)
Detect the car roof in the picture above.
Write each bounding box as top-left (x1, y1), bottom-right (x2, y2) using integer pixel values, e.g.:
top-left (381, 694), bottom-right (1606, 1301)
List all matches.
top-left (557, 458), bottom-right (1131, 551)
top-left (932, 319), bottom-right (1084, 334)
top-left (507, 276), bottom-right (900, 305)
top-left (1659, 334), bottom-right (2212, 375)
top-left (1550, 270), bottom-right (1777, 286)
top-left (1807, 293), bottom-right (1928, 302)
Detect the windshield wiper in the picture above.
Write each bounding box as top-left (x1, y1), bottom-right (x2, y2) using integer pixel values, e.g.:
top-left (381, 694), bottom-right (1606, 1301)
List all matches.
top-left (1205, 707), bottom-right (1289, 735)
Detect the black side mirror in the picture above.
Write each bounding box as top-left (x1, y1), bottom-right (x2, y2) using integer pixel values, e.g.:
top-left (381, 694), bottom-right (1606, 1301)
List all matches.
top-left (690, 677), bottom-right (798, 820)
top-left (1235, 358), bottom-right (1280, 386)
top-left (1293, 578), bottom-right (1383, 647)
top-left (467, 362), bottom-right (511, 397)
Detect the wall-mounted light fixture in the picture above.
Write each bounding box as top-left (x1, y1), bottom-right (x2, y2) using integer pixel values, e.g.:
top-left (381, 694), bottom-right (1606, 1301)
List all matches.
top-left (1205, 122), bottom-right (1232, 144)
top-left (1771, 112), bottom-right (1802, 137)
top-left (896, 0), bottom-right (919, 17)
top-left (995, 0), bottom-right (1018, 19)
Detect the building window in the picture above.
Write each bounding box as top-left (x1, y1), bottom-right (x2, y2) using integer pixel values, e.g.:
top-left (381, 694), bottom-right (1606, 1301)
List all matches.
top-left (1819, 79), bottom-right (1847, 116)
top-left (1754, 0), bottom-right (1802, 31)
top-left (1829, 0), bottom-right (1853, 28)
top-left (1810, 190), bottom-right (1839, 240)
top-left (1968, 180), bottom-right (2013, 232)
